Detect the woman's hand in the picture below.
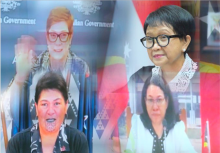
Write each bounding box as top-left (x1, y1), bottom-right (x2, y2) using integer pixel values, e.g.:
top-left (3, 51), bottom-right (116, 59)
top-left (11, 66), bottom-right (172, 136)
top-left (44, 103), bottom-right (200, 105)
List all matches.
top-left (14, 35), bottom-right (36, 84)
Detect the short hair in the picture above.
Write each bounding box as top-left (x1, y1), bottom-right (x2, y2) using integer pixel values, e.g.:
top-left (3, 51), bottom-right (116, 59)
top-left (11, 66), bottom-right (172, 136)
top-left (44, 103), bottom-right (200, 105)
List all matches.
top-left (143, 5), bottom-right (195, 54)
top-left (35, 71), bottom-right (68, 104)
top-left (46, 7), bottom-right (74, 34)
top-left (140, 75), bottom-right (179, 131)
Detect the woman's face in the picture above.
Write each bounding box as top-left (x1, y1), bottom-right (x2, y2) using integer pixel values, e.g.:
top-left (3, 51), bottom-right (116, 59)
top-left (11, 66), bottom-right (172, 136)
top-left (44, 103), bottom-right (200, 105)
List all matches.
top-left (35, 89), bottom-right (68, 134)
top-left (47, 21), bottom-right (72, 61)
top-left (146, 85), bottom-right (168, 125)
top-left (145, 25), bottom-right (190, 68)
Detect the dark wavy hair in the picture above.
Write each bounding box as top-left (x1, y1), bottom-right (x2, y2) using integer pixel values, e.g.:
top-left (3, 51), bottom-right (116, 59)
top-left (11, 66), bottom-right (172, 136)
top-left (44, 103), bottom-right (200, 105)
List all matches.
top-left (140, 75), bottom-right (179, 131)
top-left (144, 5), bottom-right (195, 55)
top-left (35, 71), bottom-right (68, 104)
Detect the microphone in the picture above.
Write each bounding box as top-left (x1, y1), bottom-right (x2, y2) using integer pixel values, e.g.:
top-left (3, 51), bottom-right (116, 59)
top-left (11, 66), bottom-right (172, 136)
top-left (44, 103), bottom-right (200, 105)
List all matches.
top-left (162, 119), bottom-right (167, 138)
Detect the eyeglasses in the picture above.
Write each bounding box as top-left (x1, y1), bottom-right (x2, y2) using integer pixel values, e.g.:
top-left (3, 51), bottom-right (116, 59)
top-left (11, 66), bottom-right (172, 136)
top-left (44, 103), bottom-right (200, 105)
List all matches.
top-left (48, 32), bottom-right (70, 42)
top-left (145, 98), bottom-right (166, 106)
top-left (140, 34), bottom-right (182, 49)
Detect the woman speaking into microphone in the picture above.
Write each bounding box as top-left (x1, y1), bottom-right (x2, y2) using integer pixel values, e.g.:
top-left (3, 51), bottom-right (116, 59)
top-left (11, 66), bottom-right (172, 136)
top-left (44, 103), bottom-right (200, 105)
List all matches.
top-left (126, 75), bottom-right (196, 153)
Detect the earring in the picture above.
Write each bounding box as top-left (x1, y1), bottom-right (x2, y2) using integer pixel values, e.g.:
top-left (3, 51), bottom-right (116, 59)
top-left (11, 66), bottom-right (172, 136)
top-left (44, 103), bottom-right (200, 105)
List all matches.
top-left (183, 49), bottom-right (186, 52)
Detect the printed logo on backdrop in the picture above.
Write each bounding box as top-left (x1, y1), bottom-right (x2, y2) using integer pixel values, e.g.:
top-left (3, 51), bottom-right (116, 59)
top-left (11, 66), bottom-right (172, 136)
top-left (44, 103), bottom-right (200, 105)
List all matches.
top-left (1, 0), bottom-right (36, 25)
top-left (72, 0), bottom-right (114, 28)
top-left (1, 0), bottom-right (113, 28)
top-left (72, 0), bottom-right (102, 15)
top-left (1, 0), bottom-right (21, 12)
